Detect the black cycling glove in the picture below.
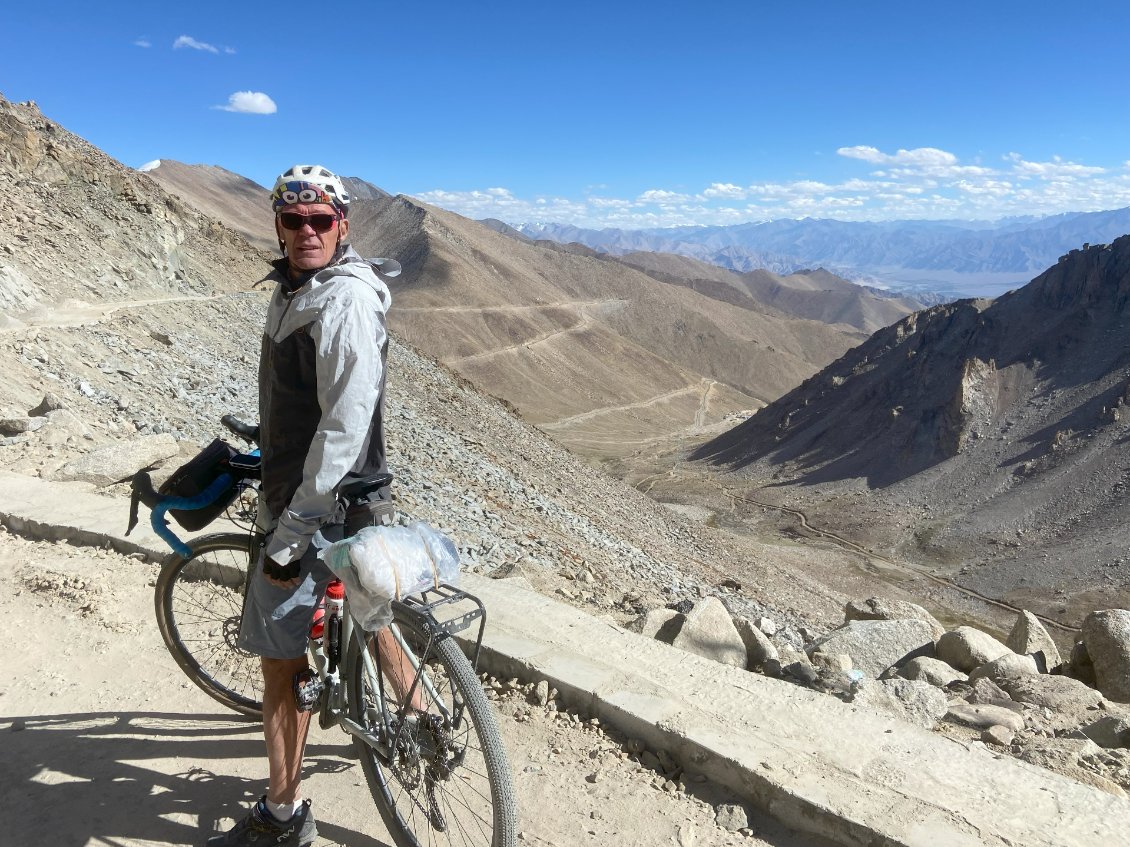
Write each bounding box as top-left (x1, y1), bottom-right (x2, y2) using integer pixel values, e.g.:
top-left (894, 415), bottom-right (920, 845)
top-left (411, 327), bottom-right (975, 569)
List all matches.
top-left (262, 550), bottom-right (301, 581)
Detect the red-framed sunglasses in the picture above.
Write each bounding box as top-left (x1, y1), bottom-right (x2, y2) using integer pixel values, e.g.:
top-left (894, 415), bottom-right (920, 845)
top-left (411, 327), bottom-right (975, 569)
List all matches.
top-left (277, 211), bottom-right (340, 233)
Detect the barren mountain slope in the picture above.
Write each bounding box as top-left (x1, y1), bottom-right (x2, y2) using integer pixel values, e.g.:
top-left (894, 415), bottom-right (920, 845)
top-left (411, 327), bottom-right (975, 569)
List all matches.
top-left (617, 251), bottom-right (922, 334)
top-left (129, 161), bottom-right (867, 460)
top-left (690, 238), bottom-right (1130, 627)
top-left (739, 268), bottom-right (925, 333)
top-left (0, 96), bottom-right (267, 323)
top-left (342, 175), bottom-right (391, 201)
top-left (348, 197), bottom-right (864, 458)
top-left (144, 160), bottom-right (276, 252)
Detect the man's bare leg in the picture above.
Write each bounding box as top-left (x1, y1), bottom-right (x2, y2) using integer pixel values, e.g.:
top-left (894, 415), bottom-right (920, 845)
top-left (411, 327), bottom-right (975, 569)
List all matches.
top-left (262, 656), bottom-right (311, 805)
top-left (376, 627), bottom-right (427, 712)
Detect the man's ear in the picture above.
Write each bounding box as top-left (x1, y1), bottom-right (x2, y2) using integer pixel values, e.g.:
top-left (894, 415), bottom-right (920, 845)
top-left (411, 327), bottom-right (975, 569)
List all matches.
top-left (275, 216), bottom-right (287, 254)
top-left (339, 217), bottom-right (350, 241)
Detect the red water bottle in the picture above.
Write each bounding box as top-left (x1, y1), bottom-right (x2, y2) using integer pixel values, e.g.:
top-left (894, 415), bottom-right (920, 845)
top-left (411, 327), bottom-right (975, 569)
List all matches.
top-left (310, 602), bottom-right (326, 641)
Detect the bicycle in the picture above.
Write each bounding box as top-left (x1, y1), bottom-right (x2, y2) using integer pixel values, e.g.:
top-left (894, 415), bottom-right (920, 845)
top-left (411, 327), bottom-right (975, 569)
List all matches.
top-left (128, 415), bottom-right (518, 847)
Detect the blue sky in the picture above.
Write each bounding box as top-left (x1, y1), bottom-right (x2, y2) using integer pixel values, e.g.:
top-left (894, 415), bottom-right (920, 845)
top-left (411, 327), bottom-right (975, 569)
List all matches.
top-left (5, 1), bottom-right (1130, 228)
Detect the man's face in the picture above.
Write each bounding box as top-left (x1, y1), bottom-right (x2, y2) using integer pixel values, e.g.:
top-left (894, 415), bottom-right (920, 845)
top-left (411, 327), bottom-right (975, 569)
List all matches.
top-left (275, 202), bottom-right (349, 272)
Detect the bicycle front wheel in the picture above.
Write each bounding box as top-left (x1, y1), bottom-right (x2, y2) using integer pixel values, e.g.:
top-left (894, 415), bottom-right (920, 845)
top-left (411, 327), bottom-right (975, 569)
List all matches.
top-left (348, 607), bottom-right (517, 847)
top-left (154, 532), bottom-right (263, 718)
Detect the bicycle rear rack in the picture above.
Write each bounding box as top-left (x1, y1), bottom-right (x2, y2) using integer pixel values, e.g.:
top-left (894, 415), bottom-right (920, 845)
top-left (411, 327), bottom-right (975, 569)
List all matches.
top-left (396, 584), bottom-right (488, 672)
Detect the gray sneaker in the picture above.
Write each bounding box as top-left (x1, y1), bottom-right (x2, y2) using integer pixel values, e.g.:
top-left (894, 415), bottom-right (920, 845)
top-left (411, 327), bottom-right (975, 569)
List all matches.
top-left (206, 796), bottom-right (317, 846)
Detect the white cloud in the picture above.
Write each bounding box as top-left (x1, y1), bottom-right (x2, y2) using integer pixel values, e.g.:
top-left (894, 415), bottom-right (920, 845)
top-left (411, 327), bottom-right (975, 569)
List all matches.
top-left (133, 37), bottom-right (151, 48)
top-left (414, 188), bottom-right (591, 222)
top-left (637, 189), bottom-right (689, 203)
top-left (839, 145), bottom-right (994, 178)
top-left (954, 179), bottom-right (1013, 196)
top-left (837, 145), bottom-right (957, 167)
top-left (414, 144), bottom-right (1130, 228)
top-left (214, 91), bottom-right (277, 114)
top-left (589, 197), bottom-right (634, 209)
top-left (174, 35), bottom-right (219, 53)
top-left (224, 46), bottom-right (237, 55)
top-left (138, 159), bottom-right (162, 172)
top-left (1005, 152), bottom-right (1105, 179)
top-left (701, 182), bottom-right (747, 199)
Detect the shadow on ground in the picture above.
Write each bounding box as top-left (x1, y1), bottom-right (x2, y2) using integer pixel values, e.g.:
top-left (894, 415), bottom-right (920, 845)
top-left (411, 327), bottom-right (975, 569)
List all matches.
top-left (0, 710), bottom-right (390, 847)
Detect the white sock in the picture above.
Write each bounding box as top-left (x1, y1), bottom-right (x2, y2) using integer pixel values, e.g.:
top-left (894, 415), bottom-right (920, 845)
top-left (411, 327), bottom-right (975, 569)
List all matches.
top-left (266, 798), bottom-right (302, 821)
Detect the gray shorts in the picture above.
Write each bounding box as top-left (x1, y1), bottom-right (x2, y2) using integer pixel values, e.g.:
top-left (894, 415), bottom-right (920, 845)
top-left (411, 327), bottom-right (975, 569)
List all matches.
top-left (237, 526), bottom-right (343, 660)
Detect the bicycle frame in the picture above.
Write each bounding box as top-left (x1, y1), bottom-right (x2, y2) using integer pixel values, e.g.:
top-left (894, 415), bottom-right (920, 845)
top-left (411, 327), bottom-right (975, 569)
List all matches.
top-left (322, 605), bottom-right (422, 756)
top-left (316, 591), bottom-right (484, 763)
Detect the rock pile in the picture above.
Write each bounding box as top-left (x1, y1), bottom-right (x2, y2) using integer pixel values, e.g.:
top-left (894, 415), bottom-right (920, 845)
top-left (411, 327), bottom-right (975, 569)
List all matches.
top-left (633, 595), bottom-right (1130, 796)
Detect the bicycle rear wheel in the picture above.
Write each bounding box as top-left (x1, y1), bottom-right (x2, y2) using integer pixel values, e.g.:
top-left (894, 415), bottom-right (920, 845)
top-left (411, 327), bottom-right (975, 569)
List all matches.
top-left (154, 532), bottom-right (263, 718)
top-left (348, 607), bottom-right (517, 847)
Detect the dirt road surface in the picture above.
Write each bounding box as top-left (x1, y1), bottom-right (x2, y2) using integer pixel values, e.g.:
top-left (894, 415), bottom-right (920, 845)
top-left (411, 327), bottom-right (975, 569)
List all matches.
top-left (0, 530), bottom-right (827, 847)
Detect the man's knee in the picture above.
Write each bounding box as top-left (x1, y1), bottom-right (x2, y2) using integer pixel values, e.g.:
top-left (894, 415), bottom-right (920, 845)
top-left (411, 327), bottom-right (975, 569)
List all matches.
top-left (262, 655), bottom-right (308, 687)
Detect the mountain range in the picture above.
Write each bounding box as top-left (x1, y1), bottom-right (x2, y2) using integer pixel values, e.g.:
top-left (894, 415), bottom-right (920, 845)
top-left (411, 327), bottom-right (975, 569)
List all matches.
top-left (689, 238), bottom-right (1130, 627)
top-left (517, 210), bottom-right (1130, 300)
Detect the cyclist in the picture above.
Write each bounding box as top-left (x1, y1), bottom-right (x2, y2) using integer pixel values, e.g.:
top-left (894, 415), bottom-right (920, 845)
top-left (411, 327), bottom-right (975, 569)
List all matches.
top-left (207, 165), bottom-right (407, 847)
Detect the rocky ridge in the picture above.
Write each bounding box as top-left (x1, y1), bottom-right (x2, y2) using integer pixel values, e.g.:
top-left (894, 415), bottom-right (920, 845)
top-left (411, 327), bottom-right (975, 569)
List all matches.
top-left (690, 237), bottom-right (1130, 626)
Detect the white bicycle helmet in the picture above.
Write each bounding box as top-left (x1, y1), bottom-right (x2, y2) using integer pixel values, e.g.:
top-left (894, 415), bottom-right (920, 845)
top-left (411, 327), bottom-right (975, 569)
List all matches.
top-left (270, 164), bottom-right (351, 213)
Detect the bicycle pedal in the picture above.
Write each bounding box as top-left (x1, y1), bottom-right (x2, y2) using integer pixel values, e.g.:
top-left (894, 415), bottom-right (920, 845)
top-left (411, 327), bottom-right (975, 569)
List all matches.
top-left (293, 668), bottom-right (324, 712)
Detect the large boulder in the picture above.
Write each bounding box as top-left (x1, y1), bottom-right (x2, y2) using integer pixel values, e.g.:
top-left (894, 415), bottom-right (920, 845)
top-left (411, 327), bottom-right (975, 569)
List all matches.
top-left (897, 656), bottom-right (967, 687)
top-left (0, 415), bottom-right (45, 436)
top-left (997, 673), bottom-right (1104, 713)
top-left (807, 619), bottom-right (935, 678)
top-left (671, 596), bottom-right (746, 668)
top-left (634, 608), bottom-right (683, 644)
top-left (965, 677), bottom-right (1020, 710)
top-left (853, 678), bottom-right (947, 729)
top-left (945, 703), bottom-right (1026, 732)
top-left (733, 617), bottom-right (778, 669)
top-left (1078, 715), bottom-right (1130, 749)
top-left (55, 433), bottom-right (179, 486)
top-left (1006, 610), bottom-right (1063, 669)
top-left (968, 652), bottom-right (1039, 683)
top-left (1066, 639), bottom-right (1096, 686)
top-left (1081, 610), bottom-right (1130, 702)
top-left (936, 626), bottom-right (1011, 673)
top-left (844, 597), bottom-right (946, 639)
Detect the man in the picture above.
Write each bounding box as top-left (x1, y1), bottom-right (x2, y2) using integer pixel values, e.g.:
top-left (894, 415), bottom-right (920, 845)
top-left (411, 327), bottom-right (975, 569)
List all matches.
top-left (207, 164), bottom-right (398, 846)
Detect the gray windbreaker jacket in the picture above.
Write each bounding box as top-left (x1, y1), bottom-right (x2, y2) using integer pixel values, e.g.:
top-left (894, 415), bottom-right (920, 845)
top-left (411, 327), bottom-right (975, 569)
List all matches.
top-left (258, 245), bottom-right (397, 566)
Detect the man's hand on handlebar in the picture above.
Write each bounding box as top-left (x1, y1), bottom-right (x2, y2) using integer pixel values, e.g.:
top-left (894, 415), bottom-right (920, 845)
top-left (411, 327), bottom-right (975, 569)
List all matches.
top-left (260, 538), bottom-right (301, 588)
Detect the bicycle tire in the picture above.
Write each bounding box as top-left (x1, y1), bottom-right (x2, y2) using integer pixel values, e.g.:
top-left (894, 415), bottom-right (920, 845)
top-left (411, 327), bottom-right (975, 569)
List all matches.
top-left (348, 607), bottom-right (517, 847)
top-left (154, 532), bottom-right (264, 718)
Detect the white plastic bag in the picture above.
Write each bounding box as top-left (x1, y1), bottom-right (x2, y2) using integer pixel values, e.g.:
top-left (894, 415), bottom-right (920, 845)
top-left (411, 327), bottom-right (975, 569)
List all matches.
top-left (324, 521), bottom-right (460, 630)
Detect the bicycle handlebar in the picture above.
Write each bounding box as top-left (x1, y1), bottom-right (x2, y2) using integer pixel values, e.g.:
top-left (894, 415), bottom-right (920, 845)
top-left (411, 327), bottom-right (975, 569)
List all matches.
top-left (126, 470), bottom-right (238, 558)
top-left (129, 415), bottom-right (394, 558)
top-left (153, 473), bottom-right (235, 558)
